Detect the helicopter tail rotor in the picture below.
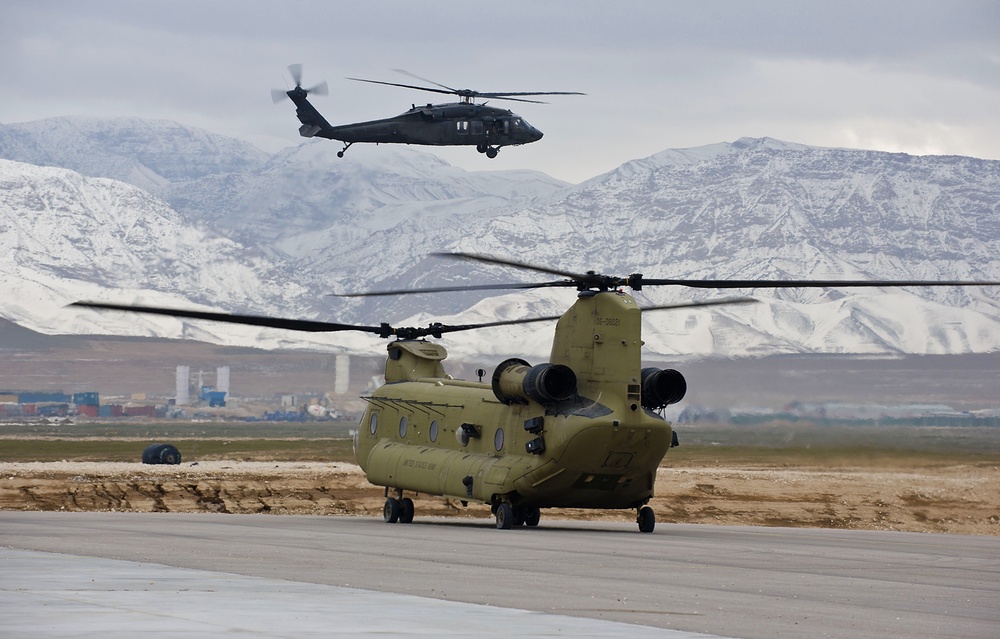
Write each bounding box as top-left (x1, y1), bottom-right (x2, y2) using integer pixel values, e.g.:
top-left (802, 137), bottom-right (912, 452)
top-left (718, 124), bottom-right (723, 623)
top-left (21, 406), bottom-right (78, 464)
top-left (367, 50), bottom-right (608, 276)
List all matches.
top-left (272, 64), bottom-right (329, 103)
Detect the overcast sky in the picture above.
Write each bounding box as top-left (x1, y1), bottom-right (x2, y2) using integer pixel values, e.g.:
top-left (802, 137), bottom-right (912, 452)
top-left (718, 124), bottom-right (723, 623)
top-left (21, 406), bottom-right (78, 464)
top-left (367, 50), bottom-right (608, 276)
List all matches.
top-left (2, 1), bottom-right (998, 183)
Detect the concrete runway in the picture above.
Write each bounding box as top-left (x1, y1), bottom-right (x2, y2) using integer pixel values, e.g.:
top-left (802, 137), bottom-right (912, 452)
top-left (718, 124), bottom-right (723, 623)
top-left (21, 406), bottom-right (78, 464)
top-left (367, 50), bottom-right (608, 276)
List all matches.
top-left (1, 512), bottom-right (997, 638)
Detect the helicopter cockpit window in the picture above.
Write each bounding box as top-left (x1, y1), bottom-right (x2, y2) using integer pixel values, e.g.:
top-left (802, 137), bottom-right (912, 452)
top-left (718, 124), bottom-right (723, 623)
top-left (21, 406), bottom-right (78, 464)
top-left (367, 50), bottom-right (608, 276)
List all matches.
top-left (369, 413), bottom-right (378, 435)
top-left (494, 428), bottom-right (504, 451)
top-left (513, 118), bottom-right (522, 128)
top-left (399, 415), bottom-right (408, 438)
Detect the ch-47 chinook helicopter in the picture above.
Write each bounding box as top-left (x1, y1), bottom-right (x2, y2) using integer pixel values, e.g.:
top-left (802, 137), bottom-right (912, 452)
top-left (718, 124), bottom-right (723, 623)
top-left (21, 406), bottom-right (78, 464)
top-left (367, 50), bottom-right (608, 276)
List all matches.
top-left (71, 253), bottom-right (1000, 532)
top-left (271, 65), bottom-right (583, 159)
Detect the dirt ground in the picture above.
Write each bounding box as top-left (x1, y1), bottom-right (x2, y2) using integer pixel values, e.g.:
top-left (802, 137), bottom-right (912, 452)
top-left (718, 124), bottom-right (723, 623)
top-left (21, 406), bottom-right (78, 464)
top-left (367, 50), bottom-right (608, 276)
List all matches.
top-left (2, 459), bottom-right (998, 535)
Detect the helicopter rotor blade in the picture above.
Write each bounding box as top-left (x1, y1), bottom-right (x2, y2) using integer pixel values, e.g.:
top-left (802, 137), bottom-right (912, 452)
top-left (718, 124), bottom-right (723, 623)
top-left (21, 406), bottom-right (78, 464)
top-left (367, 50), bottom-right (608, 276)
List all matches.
top-left (271, 88), bottom-right (290, 104)
top-left (347, 77), bottom-right (457, 97)
top-left (331, 280), bottom-right (572, 298)
top-left (639, 278), bottom-right (1000, 289)
top-left (305, 81), bottom-right (329, 97)
top-left (288, 63), bottom-right (304, 87)
top-left (390, 69), bottom-right (457, 93)
top-left (69, 302), bottom-right (388, 335)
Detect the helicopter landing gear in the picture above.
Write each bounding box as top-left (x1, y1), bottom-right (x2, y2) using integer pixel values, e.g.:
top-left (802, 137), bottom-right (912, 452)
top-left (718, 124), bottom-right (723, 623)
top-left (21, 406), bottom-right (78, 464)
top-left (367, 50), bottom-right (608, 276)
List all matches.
top-left (476, 143), bottom-right (500, 158)
top-left (492, 500), bottom-right (541, 529)
top-left (384, 489), bottom-right (415, 524)
top-left (637, 505), bottom-right (655, 533)
top-left (337, 142), bottom-right (354, 158)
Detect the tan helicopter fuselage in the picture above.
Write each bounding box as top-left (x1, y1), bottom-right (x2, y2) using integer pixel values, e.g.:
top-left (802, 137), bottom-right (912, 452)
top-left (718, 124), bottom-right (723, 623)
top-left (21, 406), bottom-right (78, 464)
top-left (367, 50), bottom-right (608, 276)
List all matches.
top-left (354, 290), bottom-right (677, 511)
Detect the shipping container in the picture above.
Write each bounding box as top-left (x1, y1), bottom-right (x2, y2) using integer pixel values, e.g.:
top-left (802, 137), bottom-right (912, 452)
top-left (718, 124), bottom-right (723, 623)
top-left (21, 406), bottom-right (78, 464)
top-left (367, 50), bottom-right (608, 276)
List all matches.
top-left (73, 392), bottom-right (100, 406)
top-left (77, 404), bottom-right (99, 417)
top-left (124, 405), bottom-right (157, 417)
top-left (98, 404), bottom-right (124, 418)
top-left (19, 391), bottom-right (72, 404)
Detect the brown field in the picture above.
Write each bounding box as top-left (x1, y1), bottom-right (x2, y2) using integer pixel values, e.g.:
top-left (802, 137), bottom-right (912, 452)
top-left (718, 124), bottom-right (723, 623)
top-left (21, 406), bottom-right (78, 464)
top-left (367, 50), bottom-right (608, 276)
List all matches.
top-left (2, 427), bottom-right (998, 535)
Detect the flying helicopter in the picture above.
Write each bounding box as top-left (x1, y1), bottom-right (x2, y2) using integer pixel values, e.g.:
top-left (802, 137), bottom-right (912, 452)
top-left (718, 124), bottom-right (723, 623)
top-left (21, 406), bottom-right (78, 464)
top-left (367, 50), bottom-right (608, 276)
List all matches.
top-left (271, 65), bottom-right (583, 159)
top-left (71, 253), bottom-right (1000, 532)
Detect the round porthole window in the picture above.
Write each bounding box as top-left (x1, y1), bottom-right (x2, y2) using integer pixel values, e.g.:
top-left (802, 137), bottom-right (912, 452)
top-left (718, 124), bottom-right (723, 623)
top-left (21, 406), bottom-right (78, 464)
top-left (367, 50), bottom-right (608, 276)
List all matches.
top-left (494, 428), bottom-right (504, 451)
top-left (429, 420), bottom-right (439, 442)
top-left (399, 415), bottom-right (408, 438)
top-left (369, 413), bottom-right (378, 435)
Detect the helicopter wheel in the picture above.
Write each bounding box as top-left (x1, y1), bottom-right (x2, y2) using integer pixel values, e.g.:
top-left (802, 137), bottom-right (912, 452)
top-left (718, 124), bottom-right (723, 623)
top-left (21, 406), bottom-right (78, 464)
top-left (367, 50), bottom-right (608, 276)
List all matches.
top-left (512, 506), bottom-right (526, 527)
top-left (495, 503), bottom-right (514, 529)
top-left (337, 151), bottom-right (344, 158)
top-left (486, 147), bottom-right (499, 159)
top-left (383, 497), bottom-right (400, 523)
top-left (524, 506), bottom-right (541, 527)
top-left (637, 506), bottom-right (655, 533)
top-left (399, 497), bottom-right (415, 524)
top-left (476, 143), bottom-right (488, 154)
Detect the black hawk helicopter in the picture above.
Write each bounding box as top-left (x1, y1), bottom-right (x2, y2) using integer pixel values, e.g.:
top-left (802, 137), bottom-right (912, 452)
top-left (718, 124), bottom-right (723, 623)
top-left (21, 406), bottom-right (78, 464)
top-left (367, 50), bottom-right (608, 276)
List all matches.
top-left (72, 253), bottom-right (1000, 532)
top-left (272, 65), bottom-right (583, 159)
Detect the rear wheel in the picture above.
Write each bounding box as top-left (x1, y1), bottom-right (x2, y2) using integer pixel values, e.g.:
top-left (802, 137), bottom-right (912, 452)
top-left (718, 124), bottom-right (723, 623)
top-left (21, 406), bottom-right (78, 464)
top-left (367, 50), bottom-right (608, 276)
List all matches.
top-left (495, 503), bottom-right (513, 529)
top-left (383, 497), bottom-right (400, 523)
top-left (399, 497), bottom-right (415, 524)
top-left (524, 506), bottom-right (541, 527)
top-left (637, 506), bottom-right (655, 533)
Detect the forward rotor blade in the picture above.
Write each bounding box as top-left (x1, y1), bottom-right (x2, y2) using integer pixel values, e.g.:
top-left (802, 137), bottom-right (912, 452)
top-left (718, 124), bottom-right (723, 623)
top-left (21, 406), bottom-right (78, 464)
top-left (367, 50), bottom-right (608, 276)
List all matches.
top-left (69, 301), bottom-right (385, 335)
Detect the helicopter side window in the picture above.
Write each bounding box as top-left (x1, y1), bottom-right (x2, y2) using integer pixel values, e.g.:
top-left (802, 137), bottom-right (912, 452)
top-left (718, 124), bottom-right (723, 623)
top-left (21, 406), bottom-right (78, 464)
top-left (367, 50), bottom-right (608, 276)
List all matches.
top-left (456, 121), bottom-right (469, 135)
top-left (471, 121), bottom-right (483, 135)
top-left (399, 415), bottom-right (408, 438)
top-left (494, 428), bottom-right (504, 451)
top-left (369, 413), bottom-right (378, 435)
top-left (429, 420), bottom-right (439, 442)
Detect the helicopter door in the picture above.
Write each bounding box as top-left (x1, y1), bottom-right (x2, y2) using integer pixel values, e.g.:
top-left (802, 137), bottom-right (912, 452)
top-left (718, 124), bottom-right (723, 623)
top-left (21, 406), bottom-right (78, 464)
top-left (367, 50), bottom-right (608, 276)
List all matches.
top-left (471, 120), bottom-right (484, 136)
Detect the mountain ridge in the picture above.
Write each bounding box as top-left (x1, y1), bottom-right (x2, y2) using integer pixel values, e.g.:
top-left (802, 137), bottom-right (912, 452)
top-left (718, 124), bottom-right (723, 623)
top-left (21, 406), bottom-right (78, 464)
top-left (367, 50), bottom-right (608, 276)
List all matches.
top-left (1, 117), bottom-right (998, 359)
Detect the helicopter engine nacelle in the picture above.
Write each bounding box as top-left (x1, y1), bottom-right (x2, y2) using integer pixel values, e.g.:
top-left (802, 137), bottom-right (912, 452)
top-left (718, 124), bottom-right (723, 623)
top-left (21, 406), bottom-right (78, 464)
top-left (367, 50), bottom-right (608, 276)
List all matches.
top-left (491, 358), bottom-right (577, 406)
top-left (640, 367), bottom-right (687, 409)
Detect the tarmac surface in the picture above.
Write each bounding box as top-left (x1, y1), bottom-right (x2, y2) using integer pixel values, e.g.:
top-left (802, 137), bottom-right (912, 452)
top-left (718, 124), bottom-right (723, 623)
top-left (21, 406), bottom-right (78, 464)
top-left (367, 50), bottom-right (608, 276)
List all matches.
top-left (2, 511), bottom-right (998, 638)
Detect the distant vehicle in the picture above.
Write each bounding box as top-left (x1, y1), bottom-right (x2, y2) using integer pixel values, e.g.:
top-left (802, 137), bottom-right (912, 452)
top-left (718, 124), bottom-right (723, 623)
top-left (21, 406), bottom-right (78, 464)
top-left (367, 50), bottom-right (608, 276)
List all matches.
top-left (272, 65), bottom-right (583, 159)
top-left (142, 443), bottom-right (181, 465)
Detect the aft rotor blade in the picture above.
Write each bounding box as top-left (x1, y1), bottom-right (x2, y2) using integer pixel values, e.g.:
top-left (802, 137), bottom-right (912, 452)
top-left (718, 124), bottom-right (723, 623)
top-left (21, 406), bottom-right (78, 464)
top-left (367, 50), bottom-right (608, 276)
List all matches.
top-left (432, 252), bottom-right (593, 282)
top-left (332, 280), bottom-right (572, 298)
top-left (641, 278), bottom-right (1000, 289)
top-left (69, 301), bottom-right (385, 335)
top-left (431, 297), bottom-right (759, 334)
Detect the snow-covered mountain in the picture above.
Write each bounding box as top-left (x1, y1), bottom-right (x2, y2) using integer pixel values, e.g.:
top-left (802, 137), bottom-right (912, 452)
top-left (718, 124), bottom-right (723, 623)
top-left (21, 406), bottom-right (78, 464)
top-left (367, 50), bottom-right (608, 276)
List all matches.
top-left (2, 117), bottom-right (999, 359)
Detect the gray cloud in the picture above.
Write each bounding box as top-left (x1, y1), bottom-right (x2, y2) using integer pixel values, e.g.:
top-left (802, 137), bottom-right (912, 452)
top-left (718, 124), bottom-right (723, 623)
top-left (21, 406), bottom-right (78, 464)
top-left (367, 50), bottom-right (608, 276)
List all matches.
top-left (2, 1), bottom-right (998, 182)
